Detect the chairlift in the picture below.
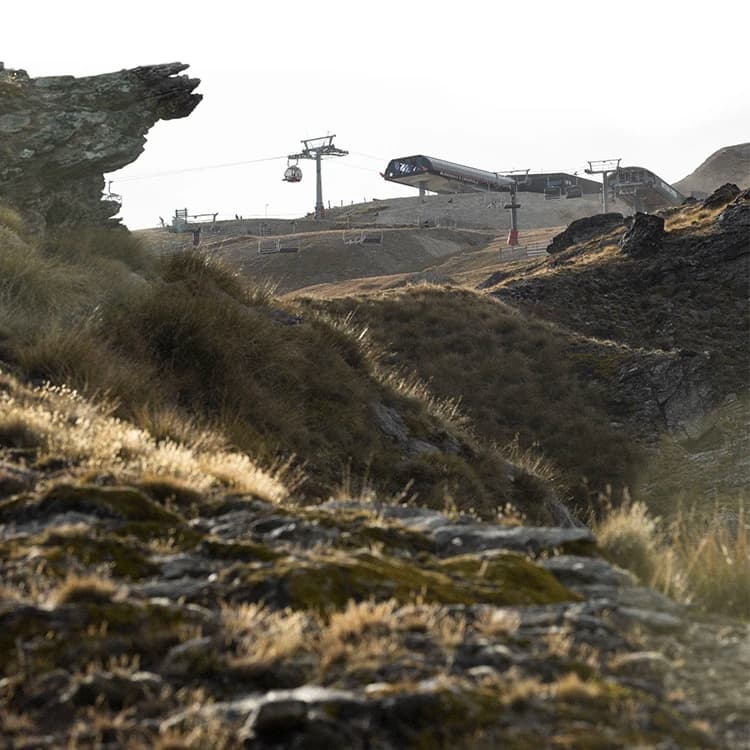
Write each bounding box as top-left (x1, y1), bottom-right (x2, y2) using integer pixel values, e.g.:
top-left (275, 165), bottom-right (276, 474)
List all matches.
top-left (258, 236), bottom-right (301, 255)
top-left (283, 159), bottom-right (303, 183)
top-left (361, 230), bottom-right (384, 245)
top-left (342, 229), bottom-right (383, 247)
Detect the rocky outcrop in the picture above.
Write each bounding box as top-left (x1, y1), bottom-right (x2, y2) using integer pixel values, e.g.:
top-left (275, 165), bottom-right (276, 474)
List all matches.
top-left (546, 212), bottom-right (624, 254)
top-left (0, 62), bottom-right (201, 229)
top-left (619, 212), bottom-right (665, 258)
top-left (718, 187), bottom-right (750, 229)
top-left (702, 182), bottom-right (741, 209)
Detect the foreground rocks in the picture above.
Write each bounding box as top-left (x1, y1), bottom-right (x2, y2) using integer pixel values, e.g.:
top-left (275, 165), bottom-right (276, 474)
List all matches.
top-left (0, 62), bottom-right (201, 229)
top-left (1, 468), bottom-right (743, 749)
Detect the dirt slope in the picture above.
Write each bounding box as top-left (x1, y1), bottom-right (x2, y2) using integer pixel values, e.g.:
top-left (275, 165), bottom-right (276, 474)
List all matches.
top-left (327, 189), bottom-right (612, 231)
top-left (674, 142), bottom-right (750, 196)
top-left (138, 226), bottom-right (494, 295)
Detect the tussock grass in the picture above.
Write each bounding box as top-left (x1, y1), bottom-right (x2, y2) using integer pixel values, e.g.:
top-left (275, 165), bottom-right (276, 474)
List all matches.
top-left (52, 574), bottom-right (118, 606)
top-left (0, 221), bottom-right (519, 511)
top-left (304, 286), bottom-right (641, 509)
top-left (44, 225), bottom-right (155, 274)
top-left (0, 372), bottom-right (290, 501)
top-left (596, 499), bottom-right (750, 618)
top-left (0, 204), bottom-right (26, 235)
top-left (663, 504), bottom-right (750, 618)
top-left (595, 500), bottom-right (661, 584)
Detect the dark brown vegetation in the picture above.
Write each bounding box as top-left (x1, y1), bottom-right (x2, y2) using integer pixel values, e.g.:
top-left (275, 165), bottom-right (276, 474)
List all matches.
top-left (1, 212), bottom-right (545, 517)
top-left (302, 286), bottom-right (641, 513)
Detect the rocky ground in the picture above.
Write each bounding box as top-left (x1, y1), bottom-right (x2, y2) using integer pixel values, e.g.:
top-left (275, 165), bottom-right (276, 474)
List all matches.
top-left (2, 438), bottom-right (747, 749)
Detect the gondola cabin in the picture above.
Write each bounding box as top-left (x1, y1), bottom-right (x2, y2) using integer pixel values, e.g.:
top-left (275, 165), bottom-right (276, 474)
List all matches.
top-left (283, 165), bottom-right (303, 183)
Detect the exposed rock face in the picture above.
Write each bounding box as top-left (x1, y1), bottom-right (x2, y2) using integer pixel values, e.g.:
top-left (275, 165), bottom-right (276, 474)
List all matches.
top-left (619, 212), bottom-right (664, 257)
top-left (702, 182), bottom-right (741, 209)
top-left (0, 62), bottom-right (201, 229)
top-left (719, 187), bottom-right (750, 229)
top-left (546, 212), bottom-right (624, 254)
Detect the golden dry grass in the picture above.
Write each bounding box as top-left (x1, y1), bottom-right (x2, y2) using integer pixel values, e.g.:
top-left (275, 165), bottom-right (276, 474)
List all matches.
top-left (597, 499), bottom-right (750, 618)
top-left (0, 371), bottom-right (290, 501)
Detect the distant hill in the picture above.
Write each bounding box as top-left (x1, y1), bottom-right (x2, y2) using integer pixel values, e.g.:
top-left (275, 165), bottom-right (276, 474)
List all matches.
top-left (674, 142), bottom-right (750, 196)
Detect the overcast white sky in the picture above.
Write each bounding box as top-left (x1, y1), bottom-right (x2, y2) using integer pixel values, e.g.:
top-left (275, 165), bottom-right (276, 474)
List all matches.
top-left (4, 0), bottom-right (749, 228)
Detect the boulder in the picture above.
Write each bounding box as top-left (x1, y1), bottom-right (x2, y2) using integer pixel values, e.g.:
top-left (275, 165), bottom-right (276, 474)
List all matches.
top-left (702, 182), bottom-right (741, 209)
top-left (619, 212), bottom-right (665, 258)
top-left (0, 63), bottom-right (201, 229)
top-left (718, 188), bottom-right (750, 229)
top-left (547, 213), bottom-right (624, 254)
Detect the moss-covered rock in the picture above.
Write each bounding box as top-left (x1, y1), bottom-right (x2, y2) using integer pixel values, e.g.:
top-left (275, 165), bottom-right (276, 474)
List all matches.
top-left (0, 483), bottom-right (184, 524)
top-left (3, 528), bottom-right (158, 580)
top-left (225, 549), bottom-right (579, 612)
top-left (201, 538), bottom-right (281, 563)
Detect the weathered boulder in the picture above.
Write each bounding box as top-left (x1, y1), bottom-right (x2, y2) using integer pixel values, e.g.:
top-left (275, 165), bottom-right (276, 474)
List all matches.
top-left (0, 62), bottom-right (201, 229)
top-left (619, 212), bottom-right (665, 258)
top-left (702, 182), bottom-right (741, 209)
top-left (718, 188), bottom-right (750, 229)
top-left (546, 213), bottom-right (624, 254)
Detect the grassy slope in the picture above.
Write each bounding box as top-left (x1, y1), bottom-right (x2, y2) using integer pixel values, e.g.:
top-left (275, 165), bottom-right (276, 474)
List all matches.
top-left (296, 194), bottom-right (749, 516)
top-left (0, 210), bottom-right (556, 519)
top-left (301, 286), bottom-right (641, 513)
top-left (0, 199), bottom-right (745, 748)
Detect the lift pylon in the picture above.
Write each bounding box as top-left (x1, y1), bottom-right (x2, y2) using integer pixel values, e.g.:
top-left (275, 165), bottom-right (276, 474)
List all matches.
top-left (585, 159), bottom-right (621, 213)
top-left (286, 135), bottom-right (348, 219)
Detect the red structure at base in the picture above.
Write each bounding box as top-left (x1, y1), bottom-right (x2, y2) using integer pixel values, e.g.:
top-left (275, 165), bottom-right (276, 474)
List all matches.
top-left (507, 228), bottom-right (519, 246)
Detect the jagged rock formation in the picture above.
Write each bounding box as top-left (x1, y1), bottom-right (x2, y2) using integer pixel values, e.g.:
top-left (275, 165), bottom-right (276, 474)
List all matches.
top-left (546, 212), bottom-right (624, 254)
top-left (479, 185), bottom-right (750, 505)
top-left (674, 142), bottom-right (750, 197)
top-left (619, 212), bottom-right (665, 258)
top-left (0, 62), bottom-right (201, 229)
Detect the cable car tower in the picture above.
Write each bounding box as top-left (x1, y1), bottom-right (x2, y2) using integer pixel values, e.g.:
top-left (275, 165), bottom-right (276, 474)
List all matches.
top-left (286, 135), bottom-right (348, 219)
top-left (585, 158), bottom-right (621, 213)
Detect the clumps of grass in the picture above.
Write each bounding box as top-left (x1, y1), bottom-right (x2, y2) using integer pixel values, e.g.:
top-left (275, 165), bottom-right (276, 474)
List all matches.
top-left (44, 225), bottom-right (155, 274)
top-left (52, 574), bottom-right (118, 606)
top-left (0, 204), bottom-right (25, 235)
top-left (664, 505), bottom-right (749, 618)
top-left (0, 370), bottom-right (291, 502)
top-left (304, 286), bottom-right (643, 510)
top-left (0, 224), bottom-right (90, 331)
top-left (0, 223), bottom-right (554, 511)
top-left (160, 248), bottom-right (249, 301)
top-left (0, 415), bottom-right (43, 449)
top-left (595, 500), bottom-right (661, 584)
top-left (596, 499), bottom-right (750, 618)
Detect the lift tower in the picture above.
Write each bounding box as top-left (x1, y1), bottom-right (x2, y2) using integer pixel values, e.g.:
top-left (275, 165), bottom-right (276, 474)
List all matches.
top-left (287, 135), bottom-right (348, 219)
top-left (585, 159), bottom-right (621, 213)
